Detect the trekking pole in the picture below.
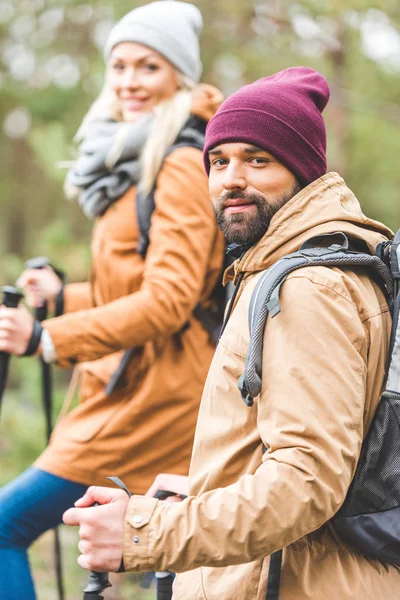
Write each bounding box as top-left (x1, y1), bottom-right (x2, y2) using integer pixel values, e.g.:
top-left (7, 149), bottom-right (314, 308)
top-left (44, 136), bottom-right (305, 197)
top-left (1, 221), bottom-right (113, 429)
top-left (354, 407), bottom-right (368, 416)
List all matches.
top-left (24, 257), bottom-right (54, 439)
top-left (156, 572), bottom-right (175, 600)
top-left (82, 503), bottom-right (112, 600)
top-left (0, 286), bottom-right (24, 418)
top-left (154, 490), bottom-right (182, 600)
top-left (25, 256), bottom-right (65, 600)
top-left (83, 570), bottom-right (112, 599)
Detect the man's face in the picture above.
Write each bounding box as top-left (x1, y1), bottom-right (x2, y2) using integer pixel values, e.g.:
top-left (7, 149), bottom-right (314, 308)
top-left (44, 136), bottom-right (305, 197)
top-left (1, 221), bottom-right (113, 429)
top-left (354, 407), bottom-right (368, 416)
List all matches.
top-left (208, 143), bottom-right (302, 246)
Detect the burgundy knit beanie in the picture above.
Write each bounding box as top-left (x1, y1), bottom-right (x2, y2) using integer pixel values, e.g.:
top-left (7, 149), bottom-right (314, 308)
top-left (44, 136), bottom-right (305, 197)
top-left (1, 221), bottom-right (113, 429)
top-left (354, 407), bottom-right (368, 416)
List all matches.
top-left (204, 66), bottom-right (330, 186)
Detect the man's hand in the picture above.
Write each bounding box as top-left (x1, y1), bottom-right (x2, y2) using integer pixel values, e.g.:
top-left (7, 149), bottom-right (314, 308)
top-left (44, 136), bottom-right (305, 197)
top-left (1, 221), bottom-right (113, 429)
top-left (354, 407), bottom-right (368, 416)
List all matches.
top-left (146, 473), bottom-right (189, 503)
top-left (0, 305), bottom-right (35, 355)
top-left (63, 486), bottom-right (129, 572)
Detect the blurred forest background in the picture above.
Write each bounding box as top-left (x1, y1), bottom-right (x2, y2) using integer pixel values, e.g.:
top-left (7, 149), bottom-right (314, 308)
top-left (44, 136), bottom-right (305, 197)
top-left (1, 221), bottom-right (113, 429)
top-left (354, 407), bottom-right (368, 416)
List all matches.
top-left (0, 0), bottom-right (399, 598)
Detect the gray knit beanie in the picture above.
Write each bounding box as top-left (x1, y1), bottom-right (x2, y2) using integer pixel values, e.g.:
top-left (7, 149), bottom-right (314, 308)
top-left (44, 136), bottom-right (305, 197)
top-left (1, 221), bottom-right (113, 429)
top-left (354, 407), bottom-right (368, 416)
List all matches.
top-left (104, 1), bottom-right (203, 82)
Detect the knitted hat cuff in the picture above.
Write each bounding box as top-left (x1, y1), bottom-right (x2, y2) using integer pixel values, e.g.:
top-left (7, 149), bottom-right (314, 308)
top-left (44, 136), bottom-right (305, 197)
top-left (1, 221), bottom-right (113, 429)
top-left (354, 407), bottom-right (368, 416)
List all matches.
top-left (204, 108), bottom-right (327, 185)
top-left (105, 22), bottom-right (200, 81)
top-left (104, 1), bottom-right (203, 83)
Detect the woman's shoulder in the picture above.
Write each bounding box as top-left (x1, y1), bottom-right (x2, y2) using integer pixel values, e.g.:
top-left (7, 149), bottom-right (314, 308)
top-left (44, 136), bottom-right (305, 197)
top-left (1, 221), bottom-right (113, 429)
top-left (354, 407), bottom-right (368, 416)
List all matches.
top-left (159, 145), bottom-right (206, 183)
top-left (157, 84), bottom-right (224, 182)
top-left (155, 146), bottom-right (210, 210)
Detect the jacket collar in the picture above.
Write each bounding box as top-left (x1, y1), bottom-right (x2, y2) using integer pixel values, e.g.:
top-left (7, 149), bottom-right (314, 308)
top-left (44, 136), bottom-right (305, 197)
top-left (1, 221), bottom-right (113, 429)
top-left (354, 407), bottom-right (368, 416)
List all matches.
top-left (224, 172), bottom-right (393, 284)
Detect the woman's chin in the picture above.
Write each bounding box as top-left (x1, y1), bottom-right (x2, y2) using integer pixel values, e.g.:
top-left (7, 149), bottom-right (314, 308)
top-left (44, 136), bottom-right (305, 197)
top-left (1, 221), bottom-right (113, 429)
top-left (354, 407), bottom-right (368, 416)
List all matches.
top-left (122, 108), bottom-right (151, 123)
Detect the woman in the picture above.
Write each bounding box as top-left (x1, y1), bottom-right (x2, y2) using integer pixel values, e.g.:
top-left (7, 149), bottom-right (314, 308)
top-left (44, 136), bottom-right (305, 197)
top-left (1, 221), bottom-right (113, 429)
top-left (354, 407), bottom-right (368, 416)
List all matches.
top-left (0, 2), bottom-right (224, 598)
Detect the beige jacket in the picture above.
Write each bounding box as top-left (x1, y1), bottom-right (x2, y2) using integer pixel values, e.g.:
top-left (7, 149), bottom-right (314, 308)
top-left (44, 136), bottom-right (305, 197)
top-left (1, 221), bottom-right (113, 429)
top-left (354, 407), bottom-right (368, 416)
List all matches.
top-left (123, 173), bottom-right (400, 598)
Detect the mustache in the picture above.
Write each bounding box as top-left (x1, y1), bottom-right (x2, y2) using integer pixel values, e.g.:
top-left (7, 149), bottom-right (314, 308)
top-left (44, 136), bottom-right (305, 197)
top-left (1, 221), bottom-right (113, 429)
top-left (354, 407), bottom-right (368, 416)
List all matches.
top-left (216, 190), bottom-right (265, 207)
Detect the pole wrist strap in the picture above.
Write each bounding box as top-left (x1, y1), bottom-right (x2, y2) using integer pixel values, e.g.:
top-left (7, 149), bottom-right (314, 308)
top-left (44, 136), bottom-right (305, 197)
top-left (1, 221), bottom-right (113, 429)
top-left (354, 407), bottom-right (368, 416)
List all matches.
top-left (23, 320), bottom-right (43, 356)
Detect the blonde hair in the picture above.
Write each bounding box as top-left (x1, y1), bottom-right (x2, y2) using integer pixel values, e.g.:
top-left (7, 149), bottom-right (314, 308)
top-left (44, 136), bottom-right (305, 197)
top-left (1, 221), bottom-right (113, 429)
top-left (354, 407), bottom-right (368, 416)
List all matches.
top-left (67, 71), bottom-right (195, 198)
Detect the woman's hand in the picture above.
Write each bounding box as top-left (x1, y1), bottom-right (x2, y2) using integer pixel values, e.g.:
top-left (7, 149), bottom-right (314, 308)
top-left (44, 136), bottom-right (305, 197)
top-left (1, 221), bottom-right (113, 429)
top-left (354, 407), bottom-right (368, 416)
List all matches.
top-left (0, 305), bottom-right (36, 355)
top-left (17, 267), bottom-right (62, 311)
top-left (146, 473), bottom-right (189, 503)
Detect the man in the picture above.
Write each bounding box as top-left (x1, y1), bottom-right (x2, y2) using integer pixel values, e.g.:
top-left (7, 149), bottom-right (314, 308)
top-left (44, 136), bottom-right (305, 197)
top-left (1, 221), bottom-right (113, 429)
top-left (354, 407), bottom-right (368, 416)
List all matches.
top-left (64, 67), bottom-right (400, 599)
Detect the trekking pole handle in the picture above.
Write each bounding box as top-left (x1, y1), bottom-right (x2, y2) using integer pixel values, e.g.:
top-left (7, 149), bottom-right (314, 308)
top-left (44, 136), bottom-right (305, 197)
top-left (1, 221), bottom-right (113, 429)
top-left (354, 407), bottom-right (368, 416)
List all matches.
top-left (83, 571), bottom-right (111, 599)
top-left (24, 256), bottom-right (66, 320)
top-left (154, 490), bottom-right (181, 501)
top-left (2, 286), bottom-right (24, 309)
top-left (24, 257), bottom-right (51, 322)
top-left (82, 503), bottom-right (112, 600)
top-left (0, 287), bottom-right (24, 418)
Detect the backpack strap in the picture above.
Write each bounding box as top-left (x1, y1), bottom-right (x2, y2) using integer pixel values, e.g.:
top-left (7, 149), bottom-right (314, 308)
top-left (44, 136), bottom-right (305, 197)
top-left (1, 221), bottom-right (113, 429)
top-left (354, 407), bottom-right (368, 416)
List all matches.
top-left (382, 230), bottom-right (400, 394)
top-left (265, 550), bottom-right (283, 600)
top-left (238, 233), bottom-right (393, 407)
top-left (390, 229), bottom-right (400, 296)
top-left (136, 115), bottom-right (206, 258)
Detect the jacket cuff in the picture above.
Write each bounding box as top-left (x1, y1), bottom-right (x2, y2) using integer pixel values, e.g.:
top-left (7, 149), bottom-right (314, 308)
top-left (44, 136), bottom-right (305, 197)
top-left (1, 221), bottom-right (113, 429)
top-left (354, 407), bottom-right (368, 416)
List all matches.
top-left (40, 328), bottom-right (58, 363)
top-left (123, 496), bottom-right (160, 571)
top-left (42, 319), bottom-right (79, 368)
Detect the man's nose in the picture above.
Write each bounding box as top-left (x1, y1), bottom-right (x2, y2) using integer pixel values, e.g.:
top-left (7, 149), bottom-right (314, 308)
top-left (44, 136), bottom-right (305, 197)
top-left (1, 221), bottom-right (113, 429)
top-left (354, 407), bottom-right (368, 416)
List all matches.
top-left (222, 163), bottom-right (247, 190)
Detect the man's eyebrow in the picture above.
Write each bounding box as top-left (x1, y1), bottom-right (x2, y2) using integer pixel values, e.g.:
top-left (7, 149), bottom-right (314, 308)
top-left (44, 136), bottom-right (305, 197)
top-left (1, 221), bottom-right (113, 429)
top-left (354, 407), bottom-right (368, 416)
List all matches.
top-left (208, 149), bottom-right (223, 156)
top-left (243, 145), bottom-right (266, 153)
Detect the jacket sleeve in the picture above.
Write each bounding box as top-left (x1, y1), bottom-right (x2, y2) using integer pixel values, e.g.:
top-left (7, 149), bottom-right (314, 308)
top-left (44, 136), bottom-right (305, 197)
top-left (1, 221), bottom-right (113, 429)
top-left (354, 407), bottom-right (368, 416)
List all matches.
top-left (121, 273), bottom-right (370, 572)
top-left (43, 148), bottom-right (219, 365)
top-left (63, 282), bottom-right (94, 313)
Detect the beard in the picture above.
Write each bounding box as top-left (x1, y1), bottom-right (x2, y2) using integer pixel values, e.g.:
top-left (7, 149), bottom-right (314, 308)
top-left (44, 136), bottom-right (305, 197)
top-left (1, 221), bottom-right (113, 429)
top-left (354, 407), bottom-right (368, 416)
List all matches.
top-left (213, 180), bottom-right (302, 246)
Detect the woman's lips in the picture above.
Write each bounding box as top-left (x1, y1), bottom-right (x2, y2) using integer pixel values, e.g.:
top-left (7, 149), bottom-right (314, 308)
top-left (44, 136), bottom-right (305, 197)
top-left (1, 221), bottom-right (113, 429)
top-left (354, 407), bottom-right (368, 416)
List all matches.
top-left (121, 97), bottom-right (149, 111)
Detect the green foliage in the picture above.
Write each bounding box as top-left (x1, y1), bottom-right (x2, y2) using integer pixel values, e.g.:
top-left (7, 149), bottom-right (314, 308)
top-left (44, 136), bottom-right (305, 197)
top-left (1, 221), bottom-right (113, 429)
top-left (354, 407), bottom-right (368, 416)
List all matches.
top-left (30, 122), bottom-right (71, 181)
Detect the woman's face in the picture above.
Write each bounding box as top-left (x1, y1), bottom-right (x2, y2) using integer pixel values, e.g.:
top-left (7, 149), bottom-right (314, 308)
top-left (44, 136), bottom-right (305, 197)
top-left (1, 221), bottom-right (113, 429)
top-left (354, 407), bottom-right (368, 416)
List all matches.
top-left (108, 42), bottom-right (180, 122)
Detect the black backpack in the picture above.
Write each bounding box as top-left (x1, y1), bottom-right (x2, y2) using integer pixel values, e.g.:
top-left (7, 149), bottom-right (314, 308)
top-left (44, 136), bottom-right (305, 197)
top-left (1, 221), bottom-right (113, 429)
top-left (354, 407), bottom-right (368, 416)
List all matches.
top-left (235, 230), bottom-right (400, 599)
top-left (106, 115), bottom-right (229, 395)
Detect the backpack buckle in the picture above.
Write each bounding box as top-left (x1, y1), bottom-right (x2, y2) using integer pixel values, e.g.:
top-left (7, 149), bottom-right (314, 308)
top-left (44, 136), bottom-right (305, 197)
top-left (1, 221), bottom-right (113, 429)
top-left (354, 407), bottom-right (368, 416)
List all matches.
top-left (243, 394), bottom-right (254, 407)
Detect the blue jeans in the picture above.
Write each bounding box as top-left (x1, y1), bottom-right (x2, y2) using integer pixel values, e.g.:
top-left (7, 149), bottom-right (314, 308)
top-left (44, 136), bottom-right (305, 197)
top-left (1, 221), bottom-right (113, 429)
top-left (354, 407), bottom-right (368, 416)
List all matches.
top-left (0, 467), bottom-right (87, 600)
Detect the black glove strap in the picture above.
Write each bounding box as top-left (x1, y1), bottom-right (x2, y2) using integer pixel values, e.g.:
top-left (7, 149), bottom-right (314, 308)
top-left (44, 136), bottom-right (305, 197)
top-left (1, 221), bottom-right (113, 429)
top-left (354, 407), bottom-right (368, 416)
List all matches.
top-left (23, 320), bottom-right (43, 356)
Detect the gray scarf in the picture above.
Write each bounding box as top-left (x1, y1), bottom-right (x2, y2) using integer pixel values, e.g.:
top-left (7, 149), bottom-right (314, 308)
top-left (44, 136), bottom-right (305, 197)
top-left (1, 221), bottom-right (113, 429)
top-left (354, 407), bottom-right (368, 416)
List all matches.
top-left (66, 115), bottom-right (152, 219)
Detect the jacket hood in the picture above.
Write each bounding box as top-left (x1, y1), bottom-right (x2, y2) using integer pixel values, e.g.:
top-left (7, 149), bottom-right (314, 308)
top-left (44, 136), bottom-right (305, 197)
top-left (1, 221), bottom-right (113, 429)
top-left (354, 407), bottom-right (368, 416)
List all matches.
top-left (191, 84), bottom-right (224, 123)
top-left (226, 172), bottom-right (393, 282)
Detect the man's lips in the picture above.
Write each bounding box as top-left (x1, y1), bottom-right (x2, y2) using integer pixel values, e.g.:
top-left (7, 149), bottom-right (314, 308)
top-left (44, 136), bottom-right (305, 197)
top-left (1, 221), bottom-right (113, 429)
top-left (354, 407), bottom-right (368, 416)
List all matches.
top-left (224, 199), bottom-right (256, 214)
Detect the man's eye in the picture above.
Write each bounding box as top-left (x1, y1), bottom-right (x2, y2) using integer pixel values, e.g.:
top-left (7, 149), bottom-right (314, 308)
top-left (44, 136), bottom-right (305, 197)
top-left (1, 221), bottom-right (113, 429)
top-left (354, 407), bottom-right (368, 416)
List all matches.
top-left (112, 63), bottom-right (125, 72)
top-left (249, 157), bottom-right (268, 164)
top-left (212, 159), bottom-right (227, 167)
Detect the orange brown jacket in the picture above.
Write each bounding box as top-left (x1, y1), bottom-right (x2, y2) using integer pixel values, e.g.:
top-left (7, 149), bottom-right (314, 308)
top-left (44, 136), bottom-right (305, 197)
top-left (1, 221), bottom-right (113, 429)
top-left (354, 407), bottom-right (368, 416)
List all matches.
top-left (36, 85), bottom-right (225, 494)
top-left (122, 173), bottom-right (400, 598)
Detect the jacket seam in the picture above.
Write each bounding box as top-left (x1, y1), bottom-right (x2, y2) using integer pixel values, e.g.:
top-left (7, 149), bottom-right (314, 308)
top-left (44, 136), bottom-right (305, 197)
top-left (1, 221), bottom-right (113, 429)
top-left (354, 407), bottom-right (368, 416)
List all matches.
top-left (290, 273), bottom-right (390, 323)
top-left (287, 272), bottom-right (389, 321)
top-left (360, 304), bottom-right (390, 324)
top-left (287, 272), bottom-right (356, 306)
top-left (286, 273), bottom-right (372, 355)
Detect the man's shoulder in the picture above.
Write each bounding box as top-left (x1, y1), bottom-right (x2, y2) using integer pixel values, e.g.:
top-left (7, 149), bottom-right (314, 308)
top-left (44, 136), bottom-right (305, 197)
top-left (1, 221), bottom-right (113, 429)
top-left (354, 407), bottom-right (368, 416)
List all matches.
top-left (287, 264), bottom-right (355, 302)
top-left (239, 262), bottom-right (389, 326)
top-left (286, 264), bottom-right (389, 322)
